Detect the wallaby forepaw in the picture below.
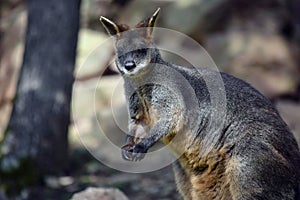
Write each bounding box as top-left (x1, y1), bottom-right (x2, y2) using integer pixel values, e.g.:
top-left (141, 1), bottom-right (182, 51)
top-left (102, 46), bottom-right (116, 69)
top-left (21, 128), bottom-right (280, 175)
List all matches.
top-left (121, 143), bottom-right (147, 162)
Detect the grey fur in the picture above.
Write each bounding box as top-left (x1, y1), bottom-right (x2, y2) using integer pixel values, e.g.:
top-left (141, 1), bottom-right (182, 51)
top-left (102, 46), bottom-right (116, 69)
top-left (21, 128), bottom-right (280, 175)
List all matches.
top-left (100, 9), bottom-right (300, 200)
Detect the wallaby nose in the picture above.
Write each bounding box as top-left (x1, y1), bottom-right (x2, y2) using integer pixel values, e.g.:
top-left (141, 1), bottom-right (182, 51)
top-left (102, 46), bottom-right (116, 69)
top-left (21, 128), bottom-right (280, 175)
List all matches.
top-left (124, 60), bottom-right (136, 71)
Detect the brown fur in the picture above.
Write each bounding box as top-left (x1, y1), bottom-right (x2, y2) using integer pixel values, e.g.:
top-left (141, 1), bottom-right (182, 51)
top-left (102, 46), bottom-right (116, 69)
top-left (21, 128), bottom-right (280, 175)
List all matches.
top-left (171, 139), bottom-right (235, 200)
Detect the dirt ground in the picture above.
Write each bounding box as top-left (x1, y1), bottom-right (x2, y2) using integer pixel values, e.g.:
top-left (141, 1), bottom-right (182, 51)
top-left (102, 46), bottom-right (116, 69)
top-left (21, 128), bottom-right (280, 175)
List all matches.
top-left (24, 147), bottom-right (181, 200)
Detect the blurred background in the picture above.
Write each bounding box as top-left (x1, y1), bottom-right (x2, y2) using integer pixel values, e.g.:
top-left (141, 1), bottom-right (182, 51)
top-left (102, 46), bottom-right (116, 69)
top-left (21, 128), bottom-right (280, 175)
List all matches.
top-left (0, 0), bottom-right (300, 199)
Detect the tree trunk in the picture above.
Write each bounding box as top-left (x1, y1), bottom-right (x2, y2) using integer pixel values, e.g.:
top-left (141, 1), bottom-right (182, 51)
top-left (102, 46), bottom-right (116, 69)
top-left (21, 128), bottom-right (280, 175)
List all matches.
top-left (0, 0), bottom-right (80, 193)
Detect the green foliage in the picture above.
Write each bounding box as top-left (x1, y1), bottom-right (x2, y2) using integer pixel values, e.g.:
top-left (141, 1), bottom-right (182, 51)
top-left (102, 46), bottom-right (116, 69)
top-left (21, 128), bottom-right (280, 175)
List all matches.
top-left (0, 157), bottom-right (39, 197)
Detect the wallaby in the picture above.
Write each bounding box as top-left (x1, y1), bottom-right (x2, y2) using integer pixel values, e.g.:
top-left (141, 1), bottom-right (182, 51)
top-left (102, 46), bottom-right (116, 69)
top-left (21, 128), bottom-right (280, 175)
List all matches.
top-left (100, 8), bottom-right (300, 200)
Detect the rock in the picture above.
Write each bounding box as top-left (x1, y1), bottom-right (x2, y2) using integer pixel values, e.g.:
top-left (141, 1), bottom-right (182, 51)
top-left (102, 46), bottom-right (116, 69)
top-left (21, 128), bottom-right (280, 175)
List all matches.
top-left (70, 187), bottom-right (129, 200)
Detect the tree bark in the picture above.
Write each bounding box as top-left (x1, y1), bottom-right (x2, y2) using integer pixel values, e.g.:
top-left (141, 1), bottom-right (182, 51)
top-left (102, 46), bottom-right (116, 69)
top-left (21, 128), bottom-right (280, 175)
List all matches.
top-left (0, 0), bottom-right (81, 191)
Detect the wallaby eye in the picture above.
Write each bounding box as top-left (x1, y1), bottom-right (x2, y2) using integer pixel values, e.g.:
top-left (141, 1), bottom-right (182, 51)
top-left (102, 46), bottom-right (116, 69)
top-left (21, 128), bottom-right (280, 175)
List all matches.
top-left (117, 54), bottom-right (125, 61)
top-left (136, 48), bottom-right (147, 54)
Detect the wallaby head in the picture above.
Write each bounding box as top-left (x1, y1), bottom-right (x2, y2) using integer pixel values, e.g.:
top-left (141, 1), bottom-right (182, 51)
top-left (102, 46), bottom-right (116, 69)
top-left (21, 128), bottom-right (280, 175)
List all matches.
top-left (100, 8), bottom-right (160, 76)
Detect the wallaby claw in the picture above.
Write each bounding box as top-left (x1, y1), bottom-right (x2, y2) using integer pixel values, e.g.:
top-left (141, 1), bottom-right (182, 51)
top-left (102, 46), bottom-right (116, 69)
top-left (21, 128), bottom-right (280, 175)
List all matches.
top-left (121, 143), bottom-right (147, 161)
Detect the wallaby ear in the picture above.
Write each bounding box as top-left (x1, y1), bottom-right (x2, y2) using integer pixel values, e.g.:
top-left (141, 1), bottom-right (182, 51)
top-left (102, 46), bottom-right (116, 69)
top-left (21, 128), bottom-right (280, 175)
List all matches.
top-left (100, 16), bottom-right (122, 37)
top-left (136, 8), bottom-right (160, 38)
top-left (147, 8), bottom-right (160, 28)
